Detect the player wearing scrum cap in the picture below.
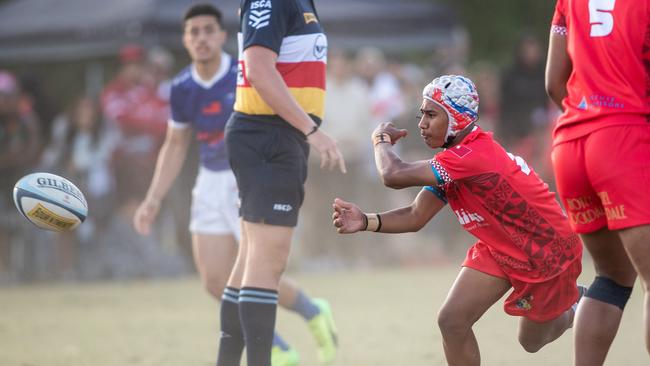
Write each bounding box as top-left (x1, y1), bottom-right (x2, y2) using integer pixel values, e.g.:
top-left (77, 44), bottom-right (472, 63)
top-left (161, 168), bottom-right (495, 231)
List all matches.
top-left (332, 75), bottom-right (585, 365)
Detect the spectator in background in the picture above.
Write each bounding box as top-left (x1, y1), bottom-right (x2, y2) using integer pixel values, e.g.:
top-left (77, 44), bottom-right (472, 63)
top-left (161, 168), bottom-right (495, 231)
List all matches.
top-left (301, 49), bottom-right (372, 264)
top-left (468, 61), bottom-right (501, 133)
top-left (323, 49), bottom-right (371, 160)
top-left (42, 95), bottom-right (118, 233)
top-left (0, 70), bottom-right (42, 181)
top-left (94, 45), bottom-right (187, 280)
top-left (19, 73), bottom-right (57, 144)
top-left (429, 29), bottom-right (470, 76)
top-left (147, 46), bottom-right (175, 102)
top-left (38, 95), bottom-right (118, 279)
top-left (355, 47), bottom-right (406, 187)
top-left (498, 34), bottom-right (549, 153)
top-left (356, 47), bottom-right (405, 127)
top-left (0, 70), bottom-right (41, 273)
top-left (101, 44), bottom-right (168, 212)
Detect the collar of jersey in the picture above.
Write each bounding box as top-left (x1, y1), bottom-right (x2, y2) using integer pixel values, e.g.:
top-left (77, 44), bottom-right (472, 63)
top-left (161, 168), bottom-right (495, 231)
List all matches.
top-left (191, 52), bottom-right (231, 89)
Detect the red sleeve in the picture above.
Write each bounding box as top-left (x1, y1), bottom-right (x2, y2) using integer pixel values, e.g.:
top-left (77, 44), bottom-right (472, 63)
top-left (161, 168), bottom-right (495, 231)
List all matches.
top-left (551, 0), bottom-right (566, 27)
top-left (432, 143), bottom-right (495, 183)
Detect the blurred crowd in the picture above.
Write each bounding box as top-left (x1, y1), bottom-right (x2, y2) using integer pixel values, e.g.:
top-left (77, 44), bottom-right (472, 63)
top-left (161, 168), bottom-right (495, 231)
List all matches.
top-left (0, 34), bottom-right (560, 283)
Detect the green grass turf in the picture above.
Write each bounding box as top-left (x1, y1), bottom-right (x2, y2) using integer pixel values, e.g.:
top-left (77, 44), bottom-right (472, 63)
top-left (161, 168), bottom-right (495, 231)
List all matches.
top-left (0, 265), bottom-right (646, 365)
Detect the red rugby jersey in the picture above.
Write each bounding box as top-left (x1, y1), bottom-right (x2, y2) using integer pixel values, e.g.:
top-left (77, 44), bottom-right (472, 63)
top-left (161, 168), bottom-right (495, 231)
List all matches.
top-left (551, 0), bottom-right (650, 144)
top-left (426, 128), bottom-right (582, 282)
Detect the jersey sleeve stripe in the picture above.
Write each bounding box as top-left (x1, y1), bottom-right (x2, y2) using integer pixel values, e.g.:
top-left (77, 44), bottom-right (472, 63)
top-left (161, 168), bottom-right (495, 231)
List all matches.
top-left (238, 61), bottom-right (325, 89)
top-left (276, 33), bottom-right (328, 63)
top-left (430, 158), bottom-right (453, 185)
top-left (429, 159), bottom-right (445, 185)
top-left (277, 62), bottom-right (325, 88)
top-left (551, 25), bottom-right (567, 36)
top-left (235, 86), bottom-right (325, 119)
top-left (423, 186), bottom-right (448, 204)
top-left (168, 119), bottom-right (190, 129)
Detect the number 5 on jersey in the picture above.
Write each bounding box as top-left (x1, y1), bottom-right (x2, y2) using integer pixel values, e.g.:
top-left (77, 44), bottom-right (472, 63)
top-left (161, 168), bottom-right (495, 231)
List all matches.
top-left (589, 0), bottom-right (615, 37)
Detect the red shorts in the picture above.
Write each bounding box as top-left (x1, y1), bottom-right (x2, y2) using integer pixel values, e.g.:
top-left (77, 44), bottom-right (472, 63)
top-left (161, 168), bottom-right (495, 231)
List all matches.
top-left (463, 241), bottom-right (581, 322)
top-left (551, 124), bottom-right (650, 233)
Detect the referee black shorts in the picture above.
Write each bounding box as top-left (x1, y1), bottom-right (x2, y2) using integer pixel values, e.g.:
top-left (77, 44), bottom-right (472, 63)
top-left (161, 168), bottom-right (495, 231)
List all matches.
top-left (225, 113), bottom-right (310, 227)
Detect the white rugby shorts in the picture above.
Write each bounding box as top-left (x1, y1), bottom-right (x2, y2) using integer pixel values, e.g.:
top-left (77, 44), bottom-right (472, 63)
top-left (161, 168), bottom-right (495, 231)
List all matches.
top-left (189, 167), bottom-right (241, 240)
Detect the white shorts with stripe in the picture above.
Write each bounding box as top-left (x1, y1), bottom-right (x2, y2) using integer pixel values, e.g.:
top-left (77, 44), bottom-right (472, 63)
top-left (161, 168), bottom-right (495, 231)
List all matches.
top-left (190, 167), bottom-right (241, 241)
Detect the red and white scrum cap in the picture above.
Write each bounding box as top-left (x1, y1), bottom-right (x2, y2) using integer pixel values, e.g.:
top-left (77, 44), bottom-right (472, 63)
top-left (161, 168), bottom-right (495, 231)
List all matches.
top-left (422, 75), bottom-right (479, 138)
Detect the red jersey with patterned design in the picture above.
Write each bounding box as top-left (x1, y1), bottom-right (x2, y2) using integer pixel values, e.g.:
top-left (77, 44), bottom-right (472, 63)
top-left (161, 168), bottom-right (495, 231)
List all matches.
top-left (426, 127), bottom-right (582, 283)
top-left (551, 0), bottom-right (650, 144)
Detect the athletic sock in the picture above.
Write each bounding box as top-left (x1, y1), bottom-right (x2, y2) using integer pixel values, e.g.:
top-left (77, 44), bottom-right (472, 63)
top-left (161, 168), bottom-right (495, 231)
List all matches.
top-left (290, 290), bottom-right (320, 320)
top-left (239, 287), bottom-right (278, 366)
top-left (216, 287), bottom-right (244, 366)
top-left (273, 332), bottom-right (291, 351)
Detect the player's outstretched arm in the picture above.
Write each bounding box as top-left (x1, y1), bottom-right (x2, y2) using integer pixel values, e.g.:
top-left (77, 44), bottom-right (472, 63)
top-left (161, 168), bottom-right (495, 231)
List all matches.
top-left (332, 190), bottom-right (444, 234)
top-left (133, 126), bottom-right (192, 235)
top-left (244, 46), bottom-right (346, 173)
top-left (371, 122), bottom-right (436, 189)
top-left (545, 29), bottom-right (572, 111)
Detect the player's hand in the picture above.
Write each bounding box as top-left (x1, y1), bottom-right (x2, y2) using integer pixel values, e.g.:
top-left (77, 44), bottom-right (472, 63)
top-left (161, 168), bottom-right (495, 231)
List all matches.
top-left (372, 122), bottom-right (408, 144)
top-left (133, 198), bottom-right (161, 236)
top-left (332, 197), bottom-right (365, 234)
top-left (307, 129), bottom-right (347, 173)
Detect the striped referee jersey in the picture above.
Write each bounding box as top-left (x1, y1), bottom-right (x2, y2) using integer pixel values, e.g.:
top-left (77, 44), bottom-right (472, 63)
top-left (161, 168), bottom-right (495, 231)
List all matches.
top-left (235, 0), bottom-right (327, 123)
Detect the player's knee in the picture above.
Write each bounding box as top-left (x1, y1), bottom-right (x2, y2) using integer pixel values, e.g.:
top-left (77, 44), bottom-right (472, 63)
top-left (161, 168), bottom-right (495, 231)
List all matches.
top-left (256, 256), bottom-right (288, 283)
top-left (204, 275), bottom-right (228, 300)
top-left (586, 276), bottom-right (633, 310)
top-left (518, 334), bottom-right (544, 353)
top-left (437, 308), bottom-right (472, 336)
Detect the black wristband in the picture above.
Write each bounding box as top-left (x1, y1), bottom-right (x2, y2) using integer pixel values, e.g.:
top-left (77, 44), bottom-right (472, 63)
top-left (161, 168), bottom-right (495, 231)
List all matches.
top-left (362, 213), bottom-right (369, 231)
top-left (376, 213), bottom-right (382, 232)
top-left (306, 124), bottom-right (319, 137)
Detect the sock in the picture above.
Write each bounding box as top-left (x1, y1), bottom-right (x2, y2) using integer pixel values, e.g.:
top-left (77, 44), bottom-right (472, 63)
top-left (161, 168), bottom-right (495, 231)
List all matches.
top-left (216, 287), bottom-right (244, 366)
top-left (290, 290), bottom-right (320, 320)
top-left (239, 287), bottom-right (279, 366)
top-left (273, 332), bottom-right (290, 351)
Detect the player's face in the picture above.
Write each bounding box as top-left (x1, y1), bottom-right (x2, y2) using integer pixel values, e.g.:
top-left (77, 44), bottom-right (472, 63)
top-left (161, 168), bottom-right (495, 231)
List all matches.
top-left (417, 99), bottom-right (449, 148)
top-left (183, 15), bottom-right (226, 64)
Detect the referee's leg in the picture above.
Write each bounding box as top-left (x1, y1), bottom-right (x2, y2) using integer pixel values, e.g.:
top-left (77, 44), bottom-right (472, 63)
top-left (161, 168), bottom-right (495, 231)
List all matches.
top-left (240, 221), bottom-right (293, 366)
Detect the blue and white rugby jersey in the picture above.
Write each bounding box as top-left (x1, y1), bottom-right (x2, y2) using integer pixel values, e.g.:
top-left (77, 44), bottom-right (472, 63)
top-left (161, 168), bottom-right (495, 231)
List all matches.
top-left (169, 53), bottom-right (237, 171)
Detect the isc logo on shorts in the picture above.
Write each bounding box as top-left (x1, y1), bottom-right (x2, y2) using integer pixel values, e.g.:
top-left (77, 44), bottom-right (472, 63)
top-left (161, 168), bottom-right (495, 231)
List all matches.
top-left (273, 204), bottom-right (293, 212)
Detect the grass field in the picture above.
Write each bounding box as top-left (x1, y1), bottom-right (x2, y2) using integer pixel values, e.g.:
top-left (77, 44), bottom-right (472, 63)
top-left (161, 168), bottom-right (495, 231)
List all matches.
top-left (0, 265), bottom-right (647, 366)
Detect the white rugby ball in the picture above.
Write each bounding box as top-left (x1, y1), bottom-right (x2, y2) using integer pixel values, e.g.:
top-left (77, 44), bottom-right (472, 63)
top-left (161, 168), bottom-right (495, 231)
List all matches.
top-left (12, 172), bottom-right (88, 232)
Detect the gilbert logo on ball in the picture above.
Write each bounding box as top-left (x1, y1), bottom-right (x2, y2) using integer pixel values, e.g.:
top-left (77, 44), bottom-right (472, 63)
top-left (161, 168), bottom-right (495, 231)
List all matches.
top-left (12, 172), bottom-right (88, 232)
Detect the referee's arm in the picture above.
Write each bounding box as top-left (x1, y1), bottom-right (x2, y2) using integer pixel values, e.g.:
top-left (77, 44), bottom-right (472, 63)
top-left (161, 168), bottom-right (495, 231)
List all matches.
top-left (244, 46), bottom-right (346, 173)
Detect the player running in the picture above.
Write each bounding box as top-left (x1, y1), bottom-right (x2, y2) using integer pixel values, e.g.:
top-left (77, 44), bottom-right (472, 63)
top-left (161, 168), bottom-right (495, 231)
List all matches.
top-left (132, 4), bottom-right (337, 366)
top-left (333, 75), bottom-right (584, 365)
top-left (545, 0), bottom-right (650, 364)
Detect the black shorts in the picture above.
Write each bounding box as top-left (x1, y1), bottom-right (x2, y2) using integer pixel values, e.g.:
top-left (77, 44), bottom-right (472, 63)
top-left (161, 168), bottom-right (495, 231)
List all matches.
top-left (225, 113), bottom-right (310, 227)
